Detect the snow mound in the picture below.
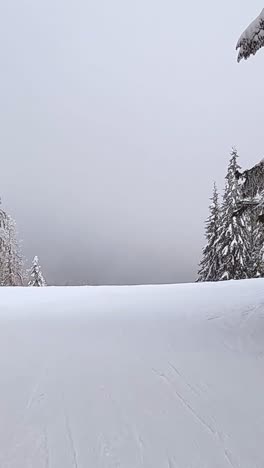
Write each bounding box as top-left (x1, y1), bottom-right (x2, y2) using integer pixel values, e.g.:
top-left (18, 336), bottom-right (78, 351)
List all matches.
top-left (1, 280), bottom-right (264, 467)
top-left (237, 8), bottom-right (264, 61)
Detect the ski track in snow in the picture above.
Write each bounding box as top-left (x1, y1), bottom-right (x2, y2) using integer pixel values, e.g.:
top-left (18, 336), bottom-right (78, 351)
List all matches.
top-left (0, 280), bottom-right (264, 466)
top-left (152, 366), bottom-right (238, 468)
top-left (167, 361), bottom-right (201, 396)
top-left (43, 427), bottom-right (50, 468)
top-left (135, 433), bottom-right (144, 467)
top-left (26, 369), bottom-right (46, 411)
top-left (60, 392), bottom-right (79, 468)
top-left (64, 413), bottom-right (79, 468)
top-left (151, 367), bottom-right (216, 435)
top-left (224, 450), bottom-right (236, 468)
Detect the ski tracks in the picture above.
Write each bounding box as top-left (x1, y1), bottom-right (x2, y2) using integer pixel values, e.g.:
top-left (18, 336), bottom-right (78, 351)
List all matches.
top-left (43, 427), bottom-right (50, 468)
top-left (134, 429), bottom-right (145, 467)
top-left (100, 384), bottom-right (146, 467)
top-left (64, 414), bottom-right (79, 468)
top-left (168, 362), bottom-right (200, 397)
top-left (60, 391), bottom-right (79, 468)
top-left (26, 365), bottom-right (48, 411)
top-left (152, 367), bottom-right (216, 436)
top-left (152, 366), bottom-right (237, 468)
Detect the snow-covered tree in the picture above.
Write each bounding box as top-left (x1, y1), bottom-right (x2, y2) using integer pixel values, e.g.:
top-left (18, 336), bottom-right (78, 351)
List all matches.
top-left (246, 207), bottom-right (264, 278)
top-left (0, 205), bottom-right (8, 285)
top-left (197, 183), bottom-right (221, 282)
top-left (216, 149), bottom-right (250, 281)
top-left (235, 159), bottom-right (264, 220)
top-left (28, 256), bottom-right (47, 287)
top-left (237, 8), bottom-right (264, 62)
top-left (2, 216), bottom-right (24, 286)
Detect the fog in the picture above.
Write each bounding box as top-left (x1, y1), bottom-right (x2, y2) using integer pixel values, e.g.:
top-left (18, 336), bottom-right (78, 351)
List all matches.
top-left (0, 0), bottom-right (264, 284)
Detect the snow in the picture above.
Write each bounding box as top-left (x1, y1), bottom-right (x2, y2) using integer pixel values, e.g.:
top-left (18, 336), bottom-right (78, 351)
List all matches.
top-left (1, 280), bottom-right (264, 467)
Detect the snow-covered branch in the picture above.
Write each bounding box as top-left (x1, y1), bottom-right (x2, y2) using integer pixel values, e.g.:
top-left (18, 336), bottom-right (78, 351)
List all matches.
top-left (236, 8), bottom-right (264, 62)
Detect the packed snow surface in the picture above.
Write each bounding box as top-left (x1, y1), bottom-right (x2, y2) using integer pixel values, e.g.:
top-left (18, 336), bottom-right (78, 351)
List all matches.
top-left (1, 280), bottom-right (264, 467)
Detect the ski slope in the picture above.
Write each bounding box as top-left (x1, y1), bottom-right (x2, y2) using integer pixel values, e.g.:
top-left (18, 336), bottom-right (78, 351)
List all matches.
top-left (0, 280), bottom-right (264, 467)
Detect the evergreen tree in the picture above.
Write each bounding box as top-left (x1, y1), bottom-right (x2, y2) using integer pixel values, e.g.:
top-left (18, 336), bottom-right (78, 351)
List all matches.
top-left (28, 256), bottom-right (47, 287)
top-left (216, 149), bottom-right (250, 281)
top-left (197, 183), bottom-right (220, 282)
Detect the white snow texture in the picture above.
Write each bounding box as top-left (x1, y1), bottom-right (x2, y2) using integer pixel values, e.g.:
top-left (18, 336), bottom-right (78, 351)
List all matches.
top-left (1, 280), bottom-right (264, 467)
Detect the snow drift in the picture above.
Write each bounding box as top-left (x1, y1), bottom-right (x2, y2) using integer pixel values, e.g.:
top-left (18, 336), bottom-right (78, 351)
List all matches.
top-left (1, 280), bottom-right (264, 467)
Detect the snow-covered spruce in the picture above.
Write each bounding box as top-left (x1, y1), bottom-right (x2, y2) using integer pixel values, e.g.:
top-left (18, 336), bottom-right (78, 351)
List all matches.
top-left (216, 149), bottom-right (250, 281)
top-left (237, 8), bottom-right (264, 62)
top-left (28, 256), bottom-right (47, 287)
top-left (197, 183), bottom-right (220, 282)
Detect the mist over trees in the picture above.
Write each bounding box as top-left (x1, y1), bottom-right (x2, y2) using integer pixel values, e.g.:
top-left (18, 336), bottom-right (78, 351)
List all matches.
top-left (198, 149), bottom-right (264, 282)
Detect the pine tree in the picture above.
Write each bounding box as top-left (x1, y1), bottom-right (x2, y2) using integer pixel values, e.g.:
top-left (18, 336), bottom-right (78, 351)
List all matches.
top-left (197, 183), bottom-right (220, 282)
top-left (28, 256), bottom-right (47, 287)
top-left (216, 149), bottom-right (250, 281)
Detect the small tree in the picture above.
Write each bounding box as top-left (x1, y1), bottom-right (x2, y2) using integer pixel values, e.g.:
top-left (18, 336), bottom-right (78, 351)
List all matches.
top-left (197, 183), bottom-right (220, 282)
top-left (216, 149), bottom-right (250, 281)
top-left (28, 256), bottom-right (47, 287)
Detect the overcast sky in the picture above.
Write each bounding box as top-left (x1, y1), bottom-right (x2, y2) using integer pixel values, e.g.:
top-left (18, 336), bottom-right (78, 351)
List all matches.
top-left (0, 1), bottom-right (264, 285)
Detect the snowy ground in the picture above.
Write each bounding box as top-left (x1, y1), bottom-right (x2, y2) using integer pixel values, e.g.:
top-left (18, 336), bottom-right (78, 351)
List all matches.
top-left (0, 280), bottom-right (264, 467)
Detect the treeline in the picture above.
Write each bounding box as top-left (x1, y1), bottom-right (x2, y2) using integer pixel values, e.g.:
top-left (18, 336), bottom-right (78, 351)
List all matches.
top-left (198, 149), bottom-right (264, 282)
top-left (0, 203), bottom-right (46, 286)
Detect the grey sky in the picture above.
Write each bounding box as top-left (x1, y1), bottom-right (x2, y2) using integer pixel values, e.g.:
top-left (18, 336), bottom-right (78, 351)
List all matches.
top-left (0, 0), bottom-right (264, 285)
